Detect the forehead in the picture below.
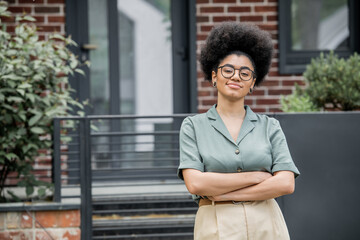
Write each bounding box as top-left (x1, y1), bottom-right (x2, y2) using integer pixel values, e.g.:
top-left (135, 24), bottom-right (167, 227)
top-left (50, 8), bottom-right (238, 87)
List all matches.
top-left (220, 54), bottom-right (254, 69)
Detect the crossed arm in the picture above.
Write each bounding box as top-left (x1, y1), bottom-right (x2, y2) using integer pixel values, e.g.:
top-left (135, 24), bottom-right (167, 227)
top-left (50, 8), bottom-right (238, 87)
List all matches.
top-left (182, 169), bottom-right (295, 202)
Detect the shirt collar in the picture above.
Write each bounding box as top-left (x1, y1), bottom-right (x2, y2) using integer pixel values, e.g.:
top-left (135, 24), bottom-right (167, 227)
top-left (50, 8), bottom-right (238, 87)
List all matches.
top-left (206, 104), bottom-right (258, 122)
top-left (206, 104), bottom-right (257, 145)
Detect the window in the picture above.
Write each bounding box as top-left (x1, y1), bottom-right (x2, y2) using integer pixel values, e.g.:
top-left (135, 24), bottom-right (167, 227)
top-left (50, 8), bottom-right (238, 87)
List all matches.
top-left (278, 0), bottom-right (360, 74)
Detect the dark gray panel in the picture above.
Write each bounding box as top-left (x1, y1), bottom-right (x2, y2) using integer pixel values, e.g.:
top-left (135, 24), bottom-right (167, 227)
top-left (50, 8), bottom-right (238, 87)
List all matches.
top-left (275, 113), bottom-right (360, 240)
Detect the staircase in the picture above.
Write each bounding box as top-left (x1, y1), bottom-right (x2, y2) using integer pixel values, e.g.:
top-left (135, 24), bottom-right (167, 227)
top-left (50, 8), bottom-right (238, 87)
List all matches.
top-left (91, 182), bottom-right (197, 239)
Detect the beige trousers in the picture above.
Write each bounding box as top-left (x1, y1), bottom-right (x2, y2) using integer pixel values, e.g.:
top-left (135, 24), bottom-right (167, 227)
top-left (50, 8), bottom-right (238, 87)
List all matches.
top-left (194, 199), bottom-right (290, 240)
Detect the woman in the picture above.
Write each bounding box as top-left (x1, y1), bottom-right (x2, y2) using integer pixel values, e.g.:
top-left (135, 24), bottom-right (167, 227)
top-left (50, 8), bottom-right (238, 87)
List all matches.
top-left (178, 22), bottom-right (300, 240)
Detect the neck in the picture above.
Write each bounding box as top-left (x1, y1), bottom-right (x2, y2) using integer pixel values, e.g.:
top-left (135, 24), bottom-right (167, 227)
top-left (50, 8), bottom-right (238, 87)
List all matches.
top-left (216, 95), bottom-right (246, 118)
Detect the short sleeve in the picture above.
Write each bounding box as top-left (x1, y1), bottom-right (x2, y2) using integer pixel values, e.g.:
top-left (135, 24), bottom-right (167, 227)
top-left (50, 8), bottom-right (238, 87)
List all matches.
top-left (177, 117), bottom-right (204, 180)
top-left (269, 119), bottom-right (300, 178)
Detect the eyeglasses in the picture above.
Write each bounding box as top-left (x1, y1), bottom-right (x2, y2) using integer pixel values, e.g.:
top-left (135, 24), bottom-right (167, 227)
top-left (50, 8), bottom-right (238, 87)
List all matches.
top-left (217, 64), bottom-right (256, 81)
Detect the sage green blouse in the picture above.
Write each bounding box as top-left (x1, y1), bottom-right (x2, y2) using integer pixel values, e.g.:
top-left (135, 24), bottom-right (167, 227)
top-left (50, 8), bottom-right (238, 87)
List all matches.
top-left (178, 104), bottom-right (300, 202)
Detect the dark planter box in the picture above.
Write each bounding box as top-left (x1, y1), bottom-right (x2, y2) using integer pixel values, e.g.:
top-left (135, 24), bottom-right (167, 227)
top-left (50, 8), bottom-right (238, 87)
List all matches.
top-left (273, 112), bottom-right (360, 240)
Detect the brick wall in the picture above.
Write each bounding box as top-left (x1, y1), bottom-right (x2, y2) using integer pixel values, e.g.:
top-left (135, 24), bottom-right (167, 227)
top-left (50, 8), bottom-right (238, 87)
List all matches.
top-left (0, 210), bottom-right (80, 240)
top-left (1, 0), bottom-right (66, 187)
top-left (196, 0), bottom-right (303, 113)
top-left (3, 0), bottom-right (65, 40)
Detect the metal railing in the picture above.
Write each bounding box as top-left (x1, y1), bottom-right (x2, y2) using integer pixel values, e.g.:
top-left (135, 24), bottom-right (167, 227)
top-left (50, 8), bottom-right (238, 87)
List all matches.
top-left (53, 114), bottom-right (196, 240)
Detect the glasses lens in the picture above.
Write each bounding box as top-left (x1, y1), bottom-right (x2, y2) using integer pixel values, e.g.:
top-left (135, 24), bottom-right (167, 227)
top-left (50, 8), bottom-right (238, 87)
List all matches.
top-left (239, 68), bottom-right (252, 81)
top-left (221, 66), bottom-right (234, 78)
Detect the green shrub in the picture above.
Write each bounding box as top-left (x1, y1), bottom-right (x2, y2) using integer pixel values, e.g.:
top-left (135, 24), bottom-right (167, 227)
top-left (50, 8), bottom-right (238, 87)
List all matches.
top-left (281, 51), bottom-right (360, 112)
top-left (0, 2), bottom-right (87, 202)
top-left (280, 84), bottom-right (320, 112)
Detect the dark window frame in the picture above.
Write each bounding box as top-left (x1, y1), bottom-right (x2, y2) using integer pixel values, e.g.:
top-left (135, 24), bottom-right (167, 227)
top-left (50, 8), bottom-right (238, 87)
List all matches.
top-left (278, 0), bottom-right (360, 74)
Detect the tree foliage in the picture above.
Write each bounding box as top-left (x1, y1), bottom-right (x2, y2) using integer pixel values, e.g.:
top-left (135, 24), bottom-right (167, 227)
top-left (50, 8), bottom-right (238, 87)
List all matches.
top-left (0, 2), bottom-right (87, 202)
top-left (281, 51), bottom-right (360, 112)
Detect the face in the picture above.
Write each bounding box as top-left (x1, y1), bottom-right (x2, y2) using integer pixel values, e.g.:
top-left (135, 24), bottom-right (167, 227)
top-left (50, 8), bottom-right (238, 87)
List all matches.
top-left (212, 54), bottom-right (256, 101)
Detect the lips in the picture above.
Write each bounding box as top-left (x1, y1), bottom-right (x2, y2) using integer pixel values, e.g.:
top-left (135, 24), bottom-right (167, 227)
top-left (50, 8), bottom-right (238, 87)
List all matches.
top-left (226, 83), bottom-right (242, 89)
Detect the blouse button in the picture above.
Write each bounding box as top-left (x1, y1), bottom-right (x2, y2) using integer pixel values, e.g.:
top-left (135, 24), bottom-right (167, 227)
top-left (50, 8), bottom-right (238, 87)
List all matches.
top-left (237, 167), bottom-right (242, 172)
top-left (235, 149), bottom-right (240, 155)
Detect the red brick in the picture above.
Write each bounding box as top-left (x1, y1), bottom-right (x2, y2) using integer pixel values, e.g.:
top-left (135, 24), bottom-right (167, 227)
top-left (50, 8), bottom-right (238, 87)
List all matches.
top-left (228, 6), bottom-right (251, 13)
top-left (251, 89), bottom-right (265, 96)
top-left (240, 16), bottom-right (263, 22)
top-left (202, 99), bottom-right (217, 106)
top-left (241, 0), bottom-right (264, 2)
top-left (251, 107), bottom-right (266, 113)
top-left (48, 16), bottom-right (65, 23)
top-left (200, 6), bottom-right (224, 13)
top-left (267, 15), bottom-right (278, 21)
top-left (282, 80), bottom-right (306, 86)
top-left (35, 230), bottom-right (59, 240)
top-left (37, 26), bottom-right (61, 32)
top-left (48, 0), bottom-right (65, 3)
top-left (197, 16), bottom-right (209, 23)
top-left (261, 80), bottom-right (280, 86)
top-left (62, 229), bottom-right (81, 240)
top-left (35, 211), bottom-right (58, 228)
top-left (201, 81), bottom-right (212, 87)
top-left (269, 107), bottom-right (283, 112)
top-left (256, 98), bottom-right (279, 105)
top-left (197, 0), bottom-right (209, 3)
top-left (268, 89), bottom-right (293, 95)
top-left (0, 16), bottom-right (15, 23)
top-left (255, 6), bottom-right (277, 12)
top-left (58, 210), bottom-right (80, 227)
top-left (19, 0), bottom-right (44, 3)
top-left (214, 0), bottom-right (236, 3)
top-left (201, 25), bottom-right (214, 32)
top-left (8, 6), bottom-right (32, 13)
top-left (0, 232), bottom-right (10, 240)
top-left (6, 212), bottom-right (20, 229)
top-left (197, 34), bottom-right (208, 41)
top-left (198, 90), bottom-right (211, 96)
top-left (258, 24), bottom-right (277, 31)
top-left (213, 16), bottom-right (237, 22)
top-left (34, 7), bottom-right (60, 13)
top-left (245, 99), bottom-right (253, 105)
top-left (21, 212), bottom-right (33, 228)
top-left (9, 231), bottom-right (33, 240)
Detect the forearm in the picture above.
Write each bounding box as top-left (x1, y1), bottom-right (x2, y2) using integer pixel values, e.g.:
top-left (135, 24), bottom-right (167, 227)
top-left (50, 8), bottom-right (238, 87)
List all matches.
top-left (211, 171), bottom-right (295, 201)
top-left (182, 169), bottom-right (271, 196)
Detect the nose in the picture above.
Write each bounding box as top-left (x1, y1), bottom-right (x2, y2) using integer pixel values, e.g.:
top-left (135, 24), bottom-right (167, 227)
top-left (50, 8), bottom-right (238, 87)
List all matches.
top-left (230, 70), bottom-right (241, 81)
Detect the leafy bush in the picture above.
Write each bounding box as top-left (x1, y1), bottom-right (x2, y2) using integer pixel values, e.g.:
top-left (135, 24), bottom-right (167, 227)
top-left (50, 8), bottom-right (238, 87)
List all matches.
top-left (280, 84), bottom-right (320, 112)
top-left (281, 51), bottom-right (360, 112)
top-left (0, 2), bottom-right (86, 202)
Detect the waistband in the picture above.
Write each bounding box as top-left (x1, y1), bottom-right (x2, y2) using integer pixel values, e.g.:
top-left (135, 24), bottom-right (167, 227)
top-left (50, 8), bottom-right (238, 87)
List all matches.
top-left (199, 198), bottom-right (252, 207)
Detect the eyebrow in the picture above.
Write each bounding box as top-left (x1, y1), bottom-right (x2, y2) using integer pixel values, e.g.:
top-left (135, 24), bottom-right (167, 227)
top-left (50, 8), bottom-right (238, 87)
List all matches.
top-left (221, 64), bottom-right (254, 71)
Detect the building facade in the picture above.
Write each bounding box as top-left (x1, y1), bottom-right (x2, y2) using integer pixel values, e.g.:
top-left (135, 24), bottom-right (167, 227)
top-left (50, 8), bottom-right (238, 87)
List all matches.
top-left (3, 0), bottom-right (356, 115)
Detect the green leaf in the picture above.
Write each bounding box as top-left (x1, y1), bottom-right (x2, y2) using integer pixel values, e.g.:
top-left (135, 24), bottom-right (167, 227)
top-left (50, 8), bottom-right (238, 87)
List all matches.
top-left (18, 82), bottom-right (32, 89)
top-left (26, 186), bottom-right (34, 196)
top-left (28, 113), bottom-right (43, 126)
top-left (7, 96), bottom-right (23, 102)
top-left (5, 153), bottom-right (19, 160)
top-left (30, 127), bottom-right (45, 134)
top-left (7, 190), bottom-right (21, 202)
top-left (25, 93), bottom-right (36, 103)
top-left (37, 188), bottom-right (46, 198)
top-left (16, 89), bottom-right (25, 96)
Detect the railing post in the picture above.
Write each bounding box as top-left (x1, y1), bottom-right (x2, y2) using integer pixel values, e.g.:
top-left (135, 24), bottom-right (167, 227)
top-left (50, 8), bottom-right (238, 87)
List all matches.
top-left (80, 117), bottom-right (93, 240)
top-left (52, 118), bottom-right (61, 202)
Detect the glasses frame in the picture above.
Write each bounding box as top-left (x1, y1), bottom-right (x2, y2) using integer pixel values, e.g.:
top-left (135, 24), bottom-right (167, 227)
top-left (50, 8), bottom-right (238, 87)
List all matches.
top-left (217, 64), bottom-right (256, 81)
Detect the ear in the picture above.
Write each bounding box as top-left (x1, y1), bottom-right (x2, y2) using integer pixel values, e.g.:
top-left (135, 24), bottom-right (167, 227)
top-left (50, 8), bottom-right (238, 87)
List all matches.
top-left (251, 78), bottom-right (256, 88)
top-left (212, 71), bottom-right (217, 84)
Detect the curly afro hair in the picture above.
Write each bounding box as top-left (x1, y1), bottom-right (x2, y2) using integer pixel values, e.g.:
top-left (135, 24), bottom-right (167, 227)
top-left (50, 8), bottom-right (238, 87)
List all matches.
top-left (200, 22), bottom-right (273, 86)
